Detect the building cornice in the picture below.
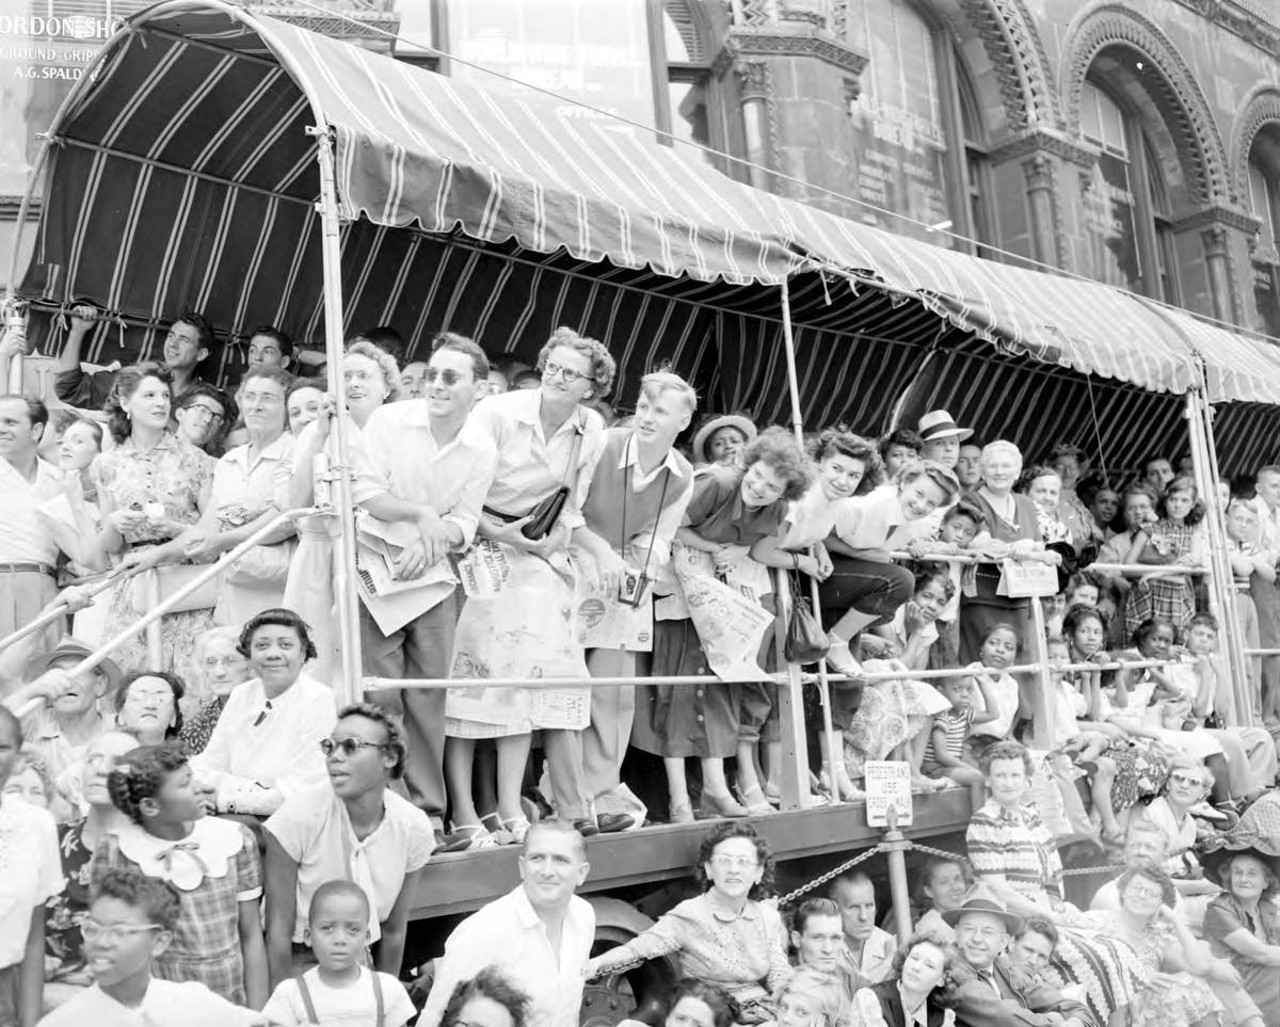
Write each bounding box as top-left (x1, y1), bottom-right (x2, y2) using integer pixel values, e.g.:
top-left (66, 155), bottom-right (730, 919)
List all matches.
top-left (988, 129), bottom-right (1099, 168)
top-left (1171, 0), bottom-right (1280, 55)
top-left (714, 26), bottom-right (869, 79)
top-left (1171, 205), bottom-right (1262, 235)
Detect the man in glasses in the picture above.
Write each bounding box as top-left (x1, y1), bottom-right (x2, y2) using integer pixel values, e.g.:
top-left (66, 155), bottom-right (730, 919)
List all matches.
top-left (350, 331), bottom-right (495, 843)
top-left (173, 383), bottom-right (234, 455)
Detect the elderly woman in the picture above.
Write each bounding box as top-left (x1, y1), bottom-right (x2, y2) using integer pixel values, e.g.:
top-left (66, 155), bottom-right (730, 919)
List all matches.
top-left (263, 702), bottom-right (433, 987)
top-left (190, 608), bottom-right (337, 816)
top-left (179, 367), bottom-right (296, 630)
top-left (819, 461), bottom-right (960, 673)
top-left (284, 339), bottom-right (399, 680)
top-left (42, 731), bottom-right (134, 1007)
top-left (445, 327), bottom-right (612, 844)
top-left (179, 624), bottom-right (252, 754)
top-left (1087, 866), bottom-right (1228, 1027)
top-left (959, 441), bottom-right (1050, 663)
top-left (92, 364), bottom-right (216, 681)
top-left (1203, 848), bottom-right (1280, 1027)
top-left (585, 821), bottom-right (790, 1023)
top-left (850, 931), bottom-right (959, 1027)
top-left (966, 741), bottom-right (1144, 1025)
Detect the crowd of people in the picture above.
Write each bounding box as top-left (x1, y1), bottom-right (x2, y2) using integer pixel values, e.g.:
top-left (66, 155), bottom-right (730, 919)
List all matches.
top-left (0, 306), bottom-right (1279, 1027)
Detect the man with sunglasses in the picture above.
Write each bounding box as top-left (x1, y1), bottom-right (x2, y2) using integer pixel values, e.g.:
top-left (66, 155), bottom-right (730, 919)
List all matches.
top-left (349, 331), bottom-right (496, 842)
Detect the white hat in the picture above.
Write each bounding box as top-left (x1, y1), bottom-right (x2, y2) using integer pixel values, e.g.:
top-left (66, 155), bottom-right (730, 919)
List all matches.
top-left (917, 410), bottom-right (973, 443)
top-left (692, 414), bottom-right (757, 465)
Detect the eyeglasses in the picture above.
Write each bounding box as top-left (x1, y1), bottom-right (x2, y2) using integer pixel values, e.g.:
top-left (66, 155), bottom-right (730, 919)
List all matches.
top-left (709, 855), bottom-right (758, 870)
top-left (182, 403), bottom-right (225, 422)
top-left (423, 368), bottom-right (467, 386)
top-left (1168, 773), bottom-right (1203, 787)
top-left (542, 361), bottom-right (588, 384)
top-left (320, 737), bottom-right (386, 757)
top-left (82, 919), bottom-right (164, 944)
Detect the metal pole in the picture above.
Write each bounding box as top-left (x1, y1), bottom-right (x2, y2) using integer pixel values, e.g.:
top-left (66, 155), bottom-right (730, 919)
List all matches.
top-left (143, 570), bottom-right (163, 668)
top-left (1184, 385), bottom-right (1255, 724)
top-left (309, 125), bottom-right (364, 708)
top-left (1027, 593), bottom-right (1055, 751)
top-left (882, 807), bottom-right (913, 944)
top-left (777, 279), bottom-right (821, 808)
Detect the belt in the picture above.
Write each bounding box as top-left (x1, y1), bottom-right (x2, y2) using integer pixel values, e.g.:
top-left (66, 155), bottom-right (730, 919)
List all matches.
top-left (0, 563), bottom-right (55, 576)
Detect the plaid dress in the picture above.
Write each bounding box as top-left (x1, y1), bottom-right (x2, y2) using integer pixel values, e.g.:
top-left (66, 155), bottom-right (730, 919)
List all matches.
top-left (91, 817), bottom-right (262, 1004)
top-left (1124, 519), bottom-right (1199, 639)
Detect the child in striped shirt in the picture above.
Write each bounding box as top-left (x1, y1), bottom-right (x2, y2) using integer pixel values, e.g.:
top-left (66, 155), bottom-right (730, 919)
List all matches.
top-left (920, 674), bottom-right (999, 804)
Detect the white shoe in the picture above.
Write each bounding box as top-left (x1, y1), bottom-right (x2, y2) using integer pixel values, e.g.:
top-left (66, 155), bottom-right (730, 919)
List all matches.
top-left (824, 634), bottom-right (862, 676)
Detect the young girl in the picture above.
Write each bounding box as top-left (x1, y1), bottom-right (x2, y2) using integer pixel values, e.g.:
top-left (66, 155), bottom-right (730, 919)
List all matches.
top-left (966, 622), bottom-right (1021, 753)
top-left (634, 428), bottom-right (812, 822)
top-left (907, 499), bottom-right (985, 668)
top-left (93, 743), bottom-right (268, 1007)
top-left (1126, 476), bottom-right (1205, 641)
top-left (878, 428), bottom-right (922, 480)
top-left (868, 563), bottom-right (954, 670)
top-left (1062, 605), bottom-right (1169, 835)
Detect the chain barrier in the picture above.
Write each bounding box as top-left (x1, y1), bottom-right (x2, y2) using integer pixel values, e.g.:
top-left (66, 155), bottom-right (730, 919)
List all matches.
top-left (585, 835), bottom-right (1126, 982)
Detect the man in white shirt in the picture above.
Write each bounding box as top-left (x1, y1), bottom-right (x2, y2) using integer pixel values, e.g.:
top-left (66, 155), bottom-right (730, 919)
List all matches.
top-left (0, 394), bottom-right (64, 650)
top-left (420, 820), bottom-right (595, 1027)
top-left (351, 333), bottom-right (495, 828)
top-left (1252, 465), bottom-right (1280, 722)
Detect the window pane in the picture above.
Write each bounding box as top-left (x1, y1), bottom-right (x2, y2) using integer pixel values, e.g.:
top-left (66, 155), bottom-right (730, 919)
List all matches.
top-left (443, 0), bottom-right (656, 129)
top-left (1082, 151), bottom-right (1142, 292)
top-left (668, 79), bottom-right (709, 155)
top-left (848, 0), bottom-right (951, 242)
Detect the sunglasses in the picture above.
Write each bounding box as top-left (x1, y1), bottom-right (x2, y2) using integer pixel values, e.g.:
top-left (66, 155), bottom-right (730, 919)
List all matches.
top-left (320, 737), bottom-right (386, 757)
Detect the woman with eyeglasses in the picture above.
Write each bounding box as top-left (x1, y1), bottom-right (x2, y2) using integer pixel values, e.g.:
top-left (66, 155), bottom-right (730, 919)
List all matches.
top-left (584, 821), bottom-right (790, 1023)
top-left (445, 327), bottom-right (614, 845)
top-left (188, 608), bottom-right (336, 818)
top-left (176, 366), bottom-right (297, 633)
top-left (262, 702), bottom-right (433, 989)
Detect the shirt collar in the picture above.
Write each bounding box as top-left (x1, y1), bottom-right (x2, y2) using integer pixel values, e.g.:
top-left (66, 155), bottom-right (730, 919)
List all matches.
top-left (897, 981), bottom-right (929, 1025)
top-left (618, 433), bottom-right (682, 474)
top-left (225, 431), bottom-right (292, 467)
top-left (706, 893), bottom-right (758, 922)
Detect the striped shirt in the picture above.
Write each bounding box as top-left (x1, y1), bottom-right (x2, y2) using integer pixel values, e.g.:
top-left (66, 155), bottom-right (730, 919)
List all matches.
top-left (966, 800), bottom-right (1063, 900)
top-left (921, 707), bottom-right (973, 774)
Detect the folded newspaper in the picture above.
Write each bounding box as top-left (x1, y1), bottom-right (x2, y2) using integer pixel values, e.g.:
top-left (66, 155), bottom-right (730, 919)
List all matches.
top-left (355, 513), bottom-right (454, 598)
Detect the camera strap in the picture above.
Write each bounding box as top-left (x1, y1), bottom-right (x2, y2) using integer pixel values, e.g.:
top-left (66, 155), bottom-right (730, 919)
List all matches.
top-left (620, 437), bottom-right (671, 582)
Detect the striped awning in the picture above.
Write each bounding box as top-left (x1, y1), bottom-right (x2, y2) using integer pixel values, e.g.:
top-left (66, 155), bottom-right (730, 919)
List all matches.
top-left (16, 0), bottom-right (1280, 421)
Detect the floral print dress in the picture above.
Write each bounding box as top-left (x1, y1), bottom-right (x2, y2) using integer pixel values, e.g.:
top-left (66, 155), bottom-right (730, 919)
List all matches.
top-left (96, 433), bottom-right (214, 695)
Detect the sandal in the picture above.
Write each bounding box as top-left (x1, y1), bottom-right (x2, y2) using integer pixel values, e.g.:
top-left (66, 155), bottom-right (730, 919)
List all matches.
top-left (736, 784), bottom-right (775, 816)
top-left (443, 822), bottom-right (499, 852)
top-left (499, 816), bottom-right (532, 845)
top-left (669, 800), bottom-right (695, 825)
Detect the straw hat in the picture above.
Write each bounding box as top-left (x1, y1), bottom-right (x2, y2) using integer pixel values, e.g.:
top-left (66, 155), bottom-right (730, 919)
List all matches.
top-left (24, 637), bottom-right (123, 693)
top-left (918, 410), bottom-right (973, 443)
top-left (691, 413), bottom-right (757, 464)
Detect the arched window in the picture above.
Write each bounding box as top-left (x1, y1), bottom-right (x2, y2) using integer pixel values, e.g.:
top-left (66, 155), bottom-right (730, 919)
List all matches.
top-left (1247, 125), bottom-right (1280, 336)
top-left (1079, 76), bottom-right (1180, 301)
top-left (846, 0), bottom-right (990, 249)
top-left (651, 0), bottom-right (721, 162)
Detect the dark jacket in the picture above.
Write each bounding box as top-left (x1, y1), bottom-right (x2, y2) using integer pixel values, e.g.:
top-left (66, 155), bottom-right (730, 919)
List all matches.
top-left (860, 977), bottom-right (952, 1027)
top-left (949, 955), bottom-right (1099, 1027)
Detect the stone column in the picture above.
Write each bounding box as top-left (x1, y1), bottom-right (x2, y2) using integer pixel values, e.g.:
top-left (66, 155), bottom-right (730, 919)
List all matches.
top-left (1202, 225), bottom-right (1233, 324)
top-left (1022, 155), bottom-right (1058, 269)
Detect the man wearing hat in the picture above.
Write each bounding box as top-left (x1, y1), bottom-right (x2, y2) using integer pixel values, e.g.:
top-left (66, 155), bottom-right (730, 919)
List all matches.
top-left (945, 889), bottom-right (1097, 1027)
top-left (3, 637), bottom-right (121, 788)
top-left (917, 410), bottom-right (972, 472)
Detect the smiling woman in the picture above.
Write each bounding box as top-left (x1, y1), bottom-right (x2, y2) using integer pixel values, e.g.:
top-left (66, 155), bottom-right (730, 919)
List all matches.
top-left (262, 702), bottom-right (433, 989)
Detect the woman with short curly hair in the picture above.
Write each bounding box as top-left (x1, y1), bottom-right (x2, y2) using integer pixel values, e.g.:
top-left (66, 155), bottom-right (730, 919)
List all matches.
top-left (262, 701), bottom-right (434, 987)
top-left (586, 821), bottom-right (789, 1023)
top-left (446, 327), bottom-right (616, 845)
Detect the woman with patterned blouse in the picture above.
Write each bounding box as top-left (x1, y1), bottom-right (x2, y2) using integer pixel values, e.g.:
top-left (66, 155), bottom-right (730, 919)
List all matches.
top-left (585, 821), bottom-right (791, 1022)
top-left (91, 365), bottom-right (216, 687)
top-left (967, 741), bottom-right (1144, 1026)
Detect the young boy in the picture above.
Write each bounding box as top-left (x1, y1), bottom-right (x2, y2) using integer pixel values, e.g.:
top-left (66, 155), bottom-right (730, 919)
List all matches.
top-left (919, 674), bottom-right (998, 802)
top-left (37, 868), bottom-right (261, 1026)
top-left (908, 499), bottom-right (984, 666)
top-left (261, 880), bottom-right (416, 1027)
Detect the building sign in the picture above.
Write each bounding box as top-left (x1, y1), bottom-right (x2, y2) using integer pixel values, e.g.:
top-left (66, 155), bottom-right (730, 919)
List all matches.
top-left (0, 1), bottom-right (141, 198)
top-left (445, 0), bottom-right (655, 129)
top-left (849, 95), bottom-right (950, 242)
top-left (1081, 153), bottom-right (1141, 292)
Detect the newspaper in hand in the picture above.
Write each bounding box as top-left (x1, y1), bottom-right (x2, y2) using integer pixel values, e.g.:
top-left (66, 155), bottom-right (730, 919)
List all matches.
top-left (457, 538), bottom-right (513, 597)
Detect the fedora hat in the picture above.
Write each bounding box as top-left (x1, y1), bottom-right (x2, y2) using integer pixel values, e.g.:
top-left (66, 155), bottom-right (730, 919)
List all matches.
top-left (24, 637), bottom-right (123, 694)
top-left (941, 888), bottom-right (1023, 933)
top-left (691, 413), bottom-right (757, 465)
top-left (918, 410), bottom-right (973, 444)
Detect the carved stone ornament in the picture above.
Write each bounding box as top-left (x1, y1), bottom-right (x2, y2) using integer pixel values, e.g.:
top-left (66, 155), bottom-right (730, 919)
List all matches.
top-left (991, 128), bottom-right (1099, 168)
top-left (1232, 87), bottom-right (1280, 203)
top-left (956, 0), bottom-right (1059, 131)
top-left (717, 25), bottom-right (869, 77)
top-left (1059, 4), bottom-right (1232, 207)
top-left (732, 59), bottom-right (773, 102)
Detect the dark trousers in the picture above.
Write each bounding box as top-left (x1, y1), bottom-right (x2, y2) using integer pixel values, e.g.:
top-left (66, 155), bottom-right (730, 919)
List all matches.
top-left (361, 599), bottom-right (454, 819)
top-left (817, 555), bottom-right (914, 628)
